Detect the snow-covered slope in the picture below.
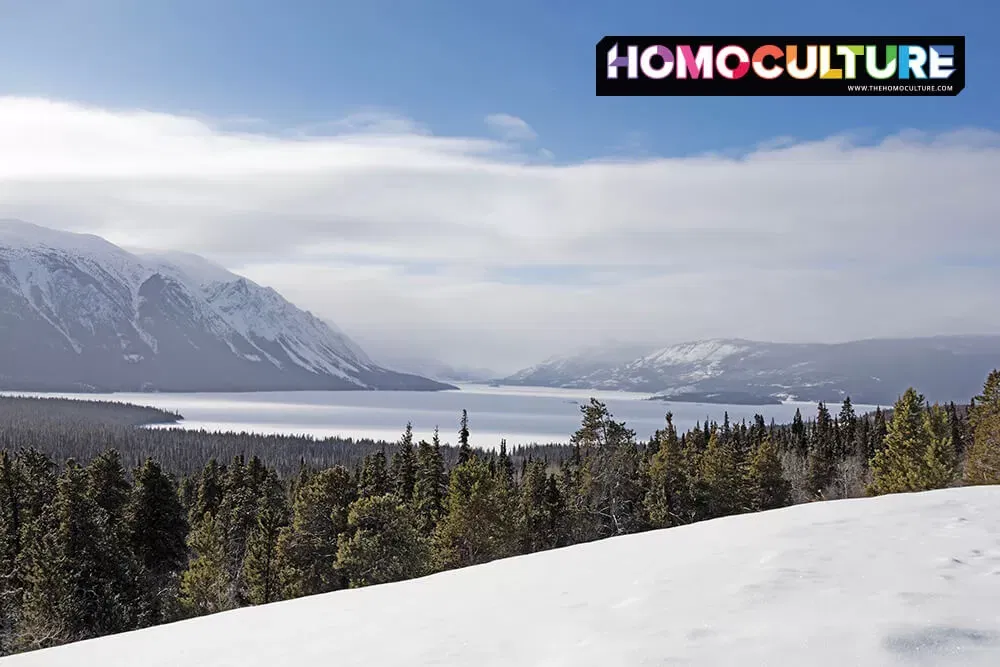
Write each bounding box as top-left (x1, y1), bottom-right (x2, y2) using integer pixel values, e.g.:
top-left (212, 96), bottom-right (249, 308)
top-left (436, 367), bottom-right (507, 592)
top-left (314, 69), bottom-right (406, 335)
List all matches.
top-left (0, 220), bottom-right (451, 392)
top-left (6, 486), bottom-right (1000, 666)
top-left (501, 336), bottom-right (1000, 405)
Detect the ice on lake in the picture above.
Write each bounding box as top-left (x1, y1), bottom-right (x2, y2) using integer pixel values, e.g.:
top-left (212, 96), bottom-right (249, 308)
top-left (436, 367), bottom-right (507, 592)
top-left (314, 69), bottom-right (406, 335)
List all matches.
top-left (4, 384), bottom-right (879, 447)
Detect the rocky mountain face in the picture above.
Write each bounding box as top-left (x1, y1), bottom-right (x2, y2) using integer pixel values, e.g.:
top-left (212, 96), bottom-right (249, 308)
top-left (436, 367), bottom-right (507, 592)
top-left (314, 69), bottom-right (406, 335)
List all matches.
top-left (501, 337), bottom-right (1000, 405)
top-left (0, 221), bottom-right (452, 393)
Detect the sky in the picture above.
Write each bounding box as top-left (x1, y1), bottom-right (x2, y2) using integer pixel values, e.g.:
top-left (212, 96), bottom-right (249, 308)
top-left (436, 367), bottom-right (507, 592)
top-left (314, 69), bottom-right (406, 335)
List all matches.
top-left (0, 0), bottom-right (998, 374)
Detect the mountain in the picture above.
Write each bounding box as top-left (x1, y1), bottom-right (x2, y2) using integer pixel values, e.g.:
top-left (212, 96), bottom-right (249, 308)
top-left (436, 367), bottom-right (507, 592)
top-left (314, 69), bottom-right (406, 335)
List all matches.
top-left (368, 354), bottom-right (498, 383)
top-left (501, 336), bottom-right (1000, 405)
top-left (0, 221), bottom-right (453, 392)
top-left (7, 486), bottom-right (999, 666)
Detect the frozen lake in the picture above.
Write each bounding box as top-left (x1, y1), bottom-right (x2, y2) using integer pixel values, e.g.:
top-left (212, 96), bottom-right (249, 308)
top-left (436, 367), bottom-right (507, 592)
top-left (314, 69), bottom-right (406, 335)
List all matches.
top-left (4, 384), bottom-right (877, 447)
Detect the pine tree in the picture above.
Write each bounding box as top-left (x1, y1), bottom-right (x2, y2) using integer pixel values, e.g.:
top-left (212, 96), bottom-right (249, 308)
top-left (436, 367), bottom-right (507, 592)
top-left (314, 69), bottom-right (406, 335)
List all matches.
top-left (946, 401), bottom-right (967, 459)
top-left (923, 404), bottom-right (958, 489)
top-left (434, 456), bottom-right (518, 570)
top-left (390, 423), bottom-right (417, 502)
top-left (242, 471), bottom-right (289, 605)
top-left (805, 402), bottom-right (837, 498)
top-left (275, 466), bottom-right (355, 598)
top-left (871, 407), bottom-right (888, 459)
top-left (15, 449), bottom-right (57, 531)
top-left (518, 460), bottom-right (551, 552)
top-left (17, 461), bottom-right (134, 649)
top-left (412, 436), bottom-right (446, 533)
top-left (178, 512), bottom-right (231, 617)
top-left (700, 430), bottom-right (745, 519)
top-left (571, 399), bottom-right (647, 538)
top-left (358, 451), bottom-right (391, 499)
top-left (85, 449), bottom-right (130, 522)
top-left (214, 456), bottom-right (260, 605)
top-left (791, 408), bottom-right (807, 456)
top-left (125, 458), bottom-right (188, 626)
top-left (870, 388), bottom-right (945, 495)
top-left (964, 370), bottom-right (1000, 485)
top-left (749, 437), bottom-right (792, 511)
top-left (458, 410), bottom-right (472, 464)
top-left (336, 494), bottom-right (431, 588)
top-left (644, 413), bottom-right (690, 528)
top-left (838, 398), bottom-right (858, 459)
top-left (191, 459), bottom-right (223, 523)
top-left (0, 452), bottom-right (23, 653)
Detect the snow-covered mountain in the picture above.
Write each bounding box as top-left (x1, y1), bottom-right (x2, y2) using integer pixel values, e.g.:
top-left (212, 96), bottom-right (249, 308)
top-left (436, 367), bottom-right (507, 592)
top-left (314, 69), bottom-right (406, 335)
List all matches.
top-left (370, 354), bottom-right (499, 384)
top-left (501, 336), bottom-right (1000, 405)
top-left (0, 221), bottom-right (452, 392)
top-left (7, 486), bottom-right (1000, 666)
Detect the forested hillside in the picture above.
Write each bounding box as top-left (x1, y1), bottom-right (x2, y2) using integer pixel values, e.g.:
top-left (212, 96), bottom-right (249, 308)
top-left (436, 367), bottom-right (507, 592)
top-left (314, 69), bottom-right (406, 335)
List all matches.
top-left (1, 370), bottom-right (999, 656)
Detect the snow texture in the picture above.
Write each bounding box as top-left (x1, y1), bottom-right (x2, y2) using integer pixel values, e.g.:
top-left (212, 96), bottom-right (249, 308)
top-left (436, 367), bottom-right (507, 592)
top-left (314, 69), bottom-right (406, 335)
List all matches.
top-left (5, 486), bottom-right (1000, 666)
top-left (0, 220), bottom-right (384, 388)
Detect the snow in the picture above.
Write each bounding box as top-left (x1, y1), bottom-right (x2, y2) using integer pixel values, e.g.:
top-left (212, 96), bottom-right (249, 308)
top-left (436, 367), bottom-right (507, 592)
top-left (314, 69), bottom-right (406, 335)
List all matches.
top-left (0, 220), bottom-right (377, 385)
top-left (641, 338), bottom-right (747, 368)
top-left (6, 486), bottom-right (1000, 666)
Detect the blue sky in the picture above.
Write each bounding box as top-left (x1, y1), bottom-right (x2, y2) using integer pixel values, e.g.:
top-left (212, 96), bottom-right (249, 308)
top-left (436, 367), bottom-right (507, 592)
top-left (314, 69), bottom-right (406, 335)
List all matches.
top-left (0, 0), bottom-right (995, 160)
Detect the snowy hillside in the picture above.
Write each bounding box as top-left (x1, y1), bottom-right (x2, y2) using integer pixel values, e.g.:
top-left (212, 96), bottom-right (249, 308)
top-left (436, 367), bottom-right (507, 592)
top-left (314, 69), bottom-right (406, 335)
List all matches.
top-left (501, 336), bottom-right (1000, 405)
top-left (0, 220), bottom-right (450, 392)
top-left (6, 486), bottom-right (1000, 666)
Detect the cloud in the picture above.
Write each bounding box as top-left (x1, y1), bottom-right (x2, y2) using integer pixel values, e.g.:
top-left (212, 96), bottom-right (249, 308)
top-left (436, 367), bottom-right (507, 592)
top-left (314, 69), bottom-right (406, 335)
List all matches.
top-left (0, 96), bottom-right (999, 373)
top-left (484, 113), bottom-right (537, 142)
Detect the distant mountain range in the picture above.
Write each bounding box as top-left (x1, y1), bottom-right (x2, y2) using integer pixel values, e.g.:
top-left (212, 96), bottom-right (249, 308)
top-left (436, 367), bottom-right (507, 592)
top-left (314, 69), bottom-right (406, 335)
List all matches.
top-left (0, 221), bottom-right (452, 393)
top-left (499, 337), bottom-right (1000, 405)
top-left (369, 355), bottom-right (498, 384)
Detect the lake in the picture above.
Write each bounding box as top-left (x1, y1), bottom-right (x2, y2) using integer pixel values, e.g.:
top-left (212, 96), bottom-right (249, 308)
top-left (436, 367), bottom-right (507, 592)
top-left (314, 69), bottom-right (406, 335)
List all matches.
top-left (4, 384), bottom-right (878, 447)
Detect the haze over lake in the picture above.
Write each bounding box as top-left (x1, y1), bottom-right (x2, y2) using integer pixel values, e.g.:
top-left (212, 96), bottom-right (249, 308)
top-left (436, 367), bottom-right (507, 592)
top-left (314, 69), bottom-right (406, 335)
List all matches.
top-left (6, 384), bottom-right (881, 446)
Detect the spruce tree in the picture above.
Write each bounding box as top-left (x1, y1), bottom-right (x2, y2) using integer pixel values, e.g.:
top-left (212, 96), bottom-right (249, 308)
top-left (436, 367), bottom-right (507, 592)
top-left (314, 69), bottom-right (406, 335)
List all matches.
top-left (191, 459), bottom-right (223, 523)
top-left (358, 451), bottom-right (391, 499)
top-left (518, 460), bottom-right (551, 552)
top-left (791, 408), bottom-right (807, 457)
top-left (17, 462), bottom-right (134, 648)
top-left (434, 456), bottom-right (518, 570)
top-left (749, 437), bottom-right (792, 511)
top-left (125, 458), bottom-right (189, 625)
top-left (964, 370), bottom-right (1000, 485)
top-left (571, 399), bottom-right (646, 538)
top-left (242, 471), bottom-right (289, 605)
top-left (838, 398), bottom-right (857, 459)
top-left (86, 449), bottom-right (130, 522)
top-left (871, 407), bottom-right (888, 459)
top-left (869, 389), bottom-right (951, 494)
top-left (700, 430), bottom-right (745, 519)
top-left (644, 413), bottom-right (690, 528)
top-left (412, 436), bottom-right (446, 533)
top-left (0, 452), bottom-right (23, 653)
top-left (390, 423), bottom-right (417, 502)
top-left (805, 402), bottom-right (837, 498)
top-left (923, 404), bottom-right (958, 489)
top-left (458, 410), bottom-right (472, 464)
top-left (336, 494), bottom-right (431, 588)
top-left (178, 512), bottom-right (231, 617)
top-left (275, 466), bottom-right (355, 598)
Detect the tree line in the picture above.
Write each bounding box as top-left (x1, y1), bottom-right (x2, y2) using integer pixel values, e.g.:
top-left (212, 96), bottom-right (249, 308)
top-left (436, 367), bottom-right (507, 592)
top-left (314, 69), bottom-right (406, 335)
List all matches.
top-left (1, 371), bottom-right (999, 655)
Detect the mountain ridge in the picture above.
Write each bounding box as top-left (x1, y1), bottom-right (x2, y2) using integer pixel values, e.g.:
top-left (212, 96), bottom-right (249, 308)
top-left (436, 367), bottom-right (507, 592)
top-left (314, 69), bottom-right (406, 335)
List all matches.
top-left (500, 335), bottom-right (1000, 405)
top-left (0, 220), bottom-right (452, 393)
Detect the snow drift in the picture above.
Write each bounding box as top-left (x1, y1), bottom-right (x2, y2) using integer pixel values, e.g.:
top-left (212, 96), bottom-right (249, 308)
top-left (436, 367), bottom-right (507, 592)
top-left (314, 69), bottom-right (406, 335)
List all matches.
top-left (5, 486), bottom-right (1000, 666)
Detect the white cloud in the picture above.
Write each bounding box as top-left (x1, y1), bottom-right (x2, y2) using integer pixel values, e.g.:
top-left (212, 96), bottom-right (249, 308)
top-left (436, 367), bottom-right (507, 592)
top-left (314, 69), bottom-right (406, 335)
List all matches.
top-left (0, 96), bottom-right (999, 373)
top-left (484, 113), bottom-right (537, 142)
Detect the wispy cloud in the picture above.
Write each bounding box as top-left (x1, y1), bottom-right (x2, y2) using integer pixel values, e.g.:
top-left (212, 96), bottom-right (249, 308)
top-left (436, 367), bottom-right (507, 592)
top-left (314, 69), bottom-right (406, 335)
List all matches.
top-left (0, 96), bottom-right (998, 372)
top-left (484, 113), bottom-right (537, 142)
